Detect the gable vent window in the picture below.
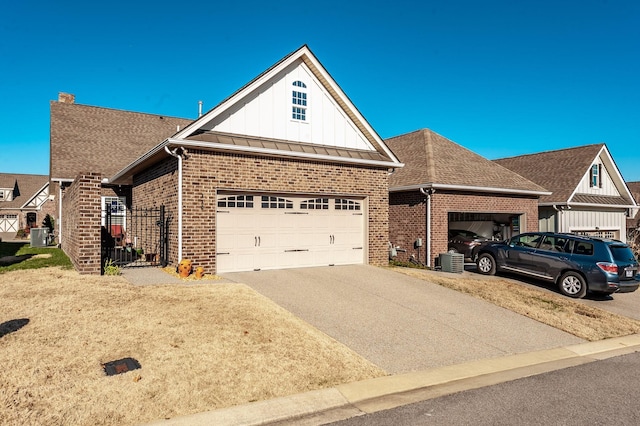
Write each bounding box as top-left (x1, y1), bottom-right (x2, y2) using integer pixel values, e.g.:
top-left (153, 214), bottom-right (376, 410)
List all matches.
top-left (261, 196), bottom-right (293, 209)
top-left (335, 199), bottom-right (361, 211)
top-left (292, 81), bottom-right (307, 121)
top-left (218, 195), bottom-right (254, 208)
top-left (590, 164), bottom-right (602, 188)
top-left (301, 198), bottom-right (329, 210)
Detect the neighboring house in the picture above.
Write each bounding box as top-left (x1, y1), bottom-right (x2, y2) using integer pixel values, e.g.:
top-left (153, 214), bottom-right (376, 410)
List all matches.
top-left (626, 181), bottom-right (640, 236)
top-left (50, 92), bottom-right (193, 244)
top-left (495, 144), bottom-right (637, 243)
top-left (386, 129), bottom-right (549, 267)
top-left (51, 45), bottom-right (403, 274)
top-left (0, 173), bottom-right (55, 240)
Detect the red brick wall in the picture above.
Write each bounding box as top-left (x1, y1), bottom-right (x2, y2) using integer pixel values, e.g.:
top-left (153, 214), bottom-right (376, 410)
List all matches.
top-left (132, 156), bottom-right (179, 264)
top-left (61, 173), bottom-right (102, 274)
top-left (390, 190), bottom-right (539, 266)
top-left (132, 150), bottom-right (389, 272)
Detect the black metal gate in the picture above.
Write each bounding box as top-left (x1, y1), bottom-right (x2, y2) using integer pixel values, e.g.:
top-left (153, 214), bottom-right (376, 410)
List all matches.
top-left (102, 205), bottom-right (168, 268)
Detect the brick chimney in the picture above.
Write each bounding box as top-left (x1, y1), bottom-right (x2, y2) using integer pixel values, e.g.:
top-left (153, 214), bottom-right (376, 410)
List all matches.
top-left (58, 92), bottom-right (75, 104)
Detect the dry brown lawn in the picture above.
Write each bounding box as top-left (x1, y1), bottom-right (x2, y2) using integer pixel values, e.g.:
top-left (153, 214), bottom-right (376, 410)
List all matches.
top-left (392, 267), bottom-right (640, 341)
top-left (0, 267), bottom-right (386, 426)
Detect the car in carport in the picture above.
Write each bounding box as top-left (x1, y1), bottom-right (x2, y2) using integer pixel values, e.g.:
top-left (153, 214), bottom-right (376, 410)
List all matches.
top-left (475, 232), bottom-right (640, 298)
top-left (448, 229), bottom-right (487, 260)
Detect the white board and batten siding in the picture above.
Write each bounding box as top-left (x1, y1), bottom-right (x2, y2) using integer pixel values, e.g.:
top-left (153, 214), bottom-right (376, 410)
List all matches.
top-left (216, 193), bottom-right (366, 273)
top-left (563, 210), bottom-right (627, 242)
top-left (201, 60), bottom-right (376, 152)
top-left (575, 160), bottom-right (620, 196)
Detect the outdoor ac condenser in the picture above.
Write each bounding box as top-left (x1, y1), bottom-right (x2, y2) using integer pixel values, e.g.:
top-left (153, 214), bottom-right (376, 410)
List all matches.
top-left (440, 252), bottom-right (464, 273)
top-left (30, 228), bottom-right (48, 248)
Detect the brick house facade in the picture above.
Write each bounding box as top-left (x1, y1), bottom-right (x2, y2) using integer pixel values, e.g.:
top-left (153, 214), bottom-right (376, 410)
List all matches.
top-left (386, 129), bottom-right (548, 267)
top-left (51, 45), bottom-right (402, 274)
top-left (390, 190), bottom-right (539, 266)
top-left (131, 150), bottom-right (390, 271)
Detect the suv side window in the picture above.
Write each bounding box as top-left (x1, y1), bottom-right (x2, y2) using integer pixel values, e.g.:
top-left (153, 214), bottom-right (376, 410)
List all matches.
top-left (573, 241), bottom-right (594, 256)
top-left (510, 234), bottom-right (541, 248)
top-left (539, 235), bottom-right (570, 252)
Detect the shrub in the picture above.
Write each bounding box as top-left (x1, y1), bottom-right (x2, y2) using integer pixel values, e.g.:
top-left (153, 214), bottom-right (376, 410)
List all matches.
top-left (43, 214), bottom-right (55, 234)
top-left (103, 260), bottom-right (121, 276)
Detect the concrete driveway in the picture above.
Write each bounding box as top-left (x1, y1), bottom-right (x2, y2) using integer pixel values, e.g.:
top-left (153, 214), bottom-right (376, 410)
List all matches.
top-left (221, 265), bottom-right (584, 374)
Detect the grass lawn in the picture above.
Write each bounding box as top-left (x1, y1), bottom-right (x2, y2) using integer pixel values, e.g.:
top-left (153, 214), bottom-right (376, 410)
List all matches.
top-left (0, 242), bottom-right (72, 272)
top-left (0, 267), bottom-right (385, 426)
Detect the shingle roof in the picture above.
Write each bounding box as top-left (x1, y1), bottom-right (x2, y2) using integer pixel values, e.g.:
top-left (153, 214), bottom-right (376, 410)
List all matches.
top-left (50, 101), bottom-right (193, 180)
top-left (0, 173), bottom-right (48, 209)
top-left (628, 181), bottom-right (640, 204)
top-left (627, 181), bottom-right (640, 230)
top-left (385, 129), bottom-right (547, 194)
top-left (494, 144), bottom-right (604, 204)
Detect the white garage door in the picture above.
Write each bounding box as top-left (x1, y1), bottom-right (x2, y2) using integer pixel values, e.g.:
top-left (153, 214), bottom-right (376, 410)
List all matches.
top-left (216, 194), bottom-right (365, 273)
top-left (0, 215), bottom-right (18, 233)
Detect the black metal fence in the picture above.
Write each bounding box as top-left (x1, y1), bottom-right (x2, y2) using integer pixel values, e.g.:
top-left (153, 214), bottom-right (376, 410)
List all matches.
top-left (102, 205), bottom-right (168, 268)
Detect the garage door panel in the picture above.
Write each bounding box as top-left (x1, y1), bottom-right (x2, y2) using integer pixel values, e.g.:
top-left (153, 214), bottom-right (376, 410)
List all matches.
top-left (216, 194), bottom-right (365, 273)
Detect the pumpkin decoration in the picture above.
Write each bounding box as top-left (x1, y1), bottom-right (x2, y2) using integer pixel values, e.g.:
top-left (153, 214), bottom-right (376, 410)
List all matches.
top-left (177, 259), bottom-right (193, 278)
top-left (195, 266), bottom-right (205, 279)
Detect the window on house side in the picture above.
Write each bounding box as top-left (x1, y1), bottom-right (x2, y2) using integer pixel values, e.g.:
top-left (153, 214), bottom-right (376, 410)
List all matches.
top-left (590, 164), bottom-right (601, 188)
top-left (292, 81), bottom-right (307, 121)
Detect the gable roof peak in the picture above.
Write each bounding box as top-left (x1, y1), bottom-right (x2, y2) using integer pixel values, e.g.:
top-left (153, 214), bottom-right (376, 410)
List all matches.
top-left (385, 128), bottom-right (548, 195)
top-left (497, 143), bottom-right (606, 162)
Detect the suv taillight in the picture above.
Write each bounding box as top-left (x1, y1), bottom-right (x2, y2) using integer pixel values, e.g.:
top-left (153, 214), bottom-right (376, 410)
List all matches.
top-left (597, 262), bottom-right (618, 275)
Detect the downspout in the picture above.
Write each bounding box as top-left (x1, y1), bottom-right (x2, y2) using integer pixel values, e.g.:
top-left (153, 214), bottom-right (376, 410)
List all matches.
top-left (58, 184), bottom-right (63, 244)
top-left (419, 187), bottom-right (435, 267)
top-left (165, 146), bottom-right (185, 261)
top-left (552, 204), bottom-right (570, 233)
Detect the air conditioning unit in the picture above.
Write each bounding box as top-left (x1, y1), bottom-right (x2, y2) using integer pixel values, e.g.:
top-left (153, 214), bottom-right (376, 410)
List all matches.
top-left (440, 253), bottom-right (464, 273)
top-left (30, 228), bottom-right (48, 248)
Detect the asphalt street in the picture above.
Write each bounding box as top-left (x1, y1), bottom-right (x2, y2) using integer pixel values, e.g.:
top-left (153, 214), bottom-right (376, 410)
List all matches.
top-left (327, 351), bottom-right (640, 425)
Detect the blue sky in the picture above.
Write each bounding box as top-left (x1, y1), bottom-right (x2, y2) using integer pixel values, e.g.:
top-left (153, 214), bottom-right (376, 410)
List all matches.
top-left (1, 0), bottom-right (639, 181)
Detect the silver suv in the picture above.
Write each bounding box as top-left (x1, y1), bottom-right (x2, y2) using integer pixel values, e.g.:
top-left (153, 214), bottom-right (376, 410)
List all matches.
top-left (475, 232), bottom-right (640, 298)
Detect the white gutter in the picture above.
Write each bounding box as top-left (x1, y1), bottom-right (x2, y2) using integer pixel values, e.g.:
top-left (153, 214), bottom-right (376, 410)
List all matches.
top-left (110, 140), bottom-right (172, 184)
top-left (58, 184), bottom-right (63, 244)
top-left (51, 178), bottom-right (74, 245)
top-left (390, 183), bottom-right (550, 197)
top-left (164, 146), bottom-right (185, 261)
top-left (419, 187), bottom-right (435, 267)
top-left (543, 202), bottom-right (635, 209)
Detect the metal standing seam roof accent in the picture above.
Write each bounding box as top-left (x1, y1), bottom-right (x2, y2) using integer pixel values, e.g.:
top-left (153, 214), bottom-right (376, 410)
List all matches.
top-left (570, 194), bottom-right (631, 206)
top-left (185, 131), bottom-right (392, 163)
top-left (385, 129), bottom-right (548, 194)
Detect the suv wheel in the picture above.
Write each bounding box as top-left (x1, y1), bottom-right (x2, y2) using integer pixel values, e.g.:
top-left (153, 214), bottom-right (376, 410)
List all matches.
top-left (476, 253), bottom-right (496, 275)
top-left (558, 271), bottom-right (587, 298)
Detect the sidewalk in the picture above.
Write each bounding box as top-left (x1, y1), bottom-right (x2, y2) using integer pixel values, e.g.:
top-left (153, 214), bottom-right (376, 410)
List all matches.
top-left (145, 334), bottom-right (640, 425)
